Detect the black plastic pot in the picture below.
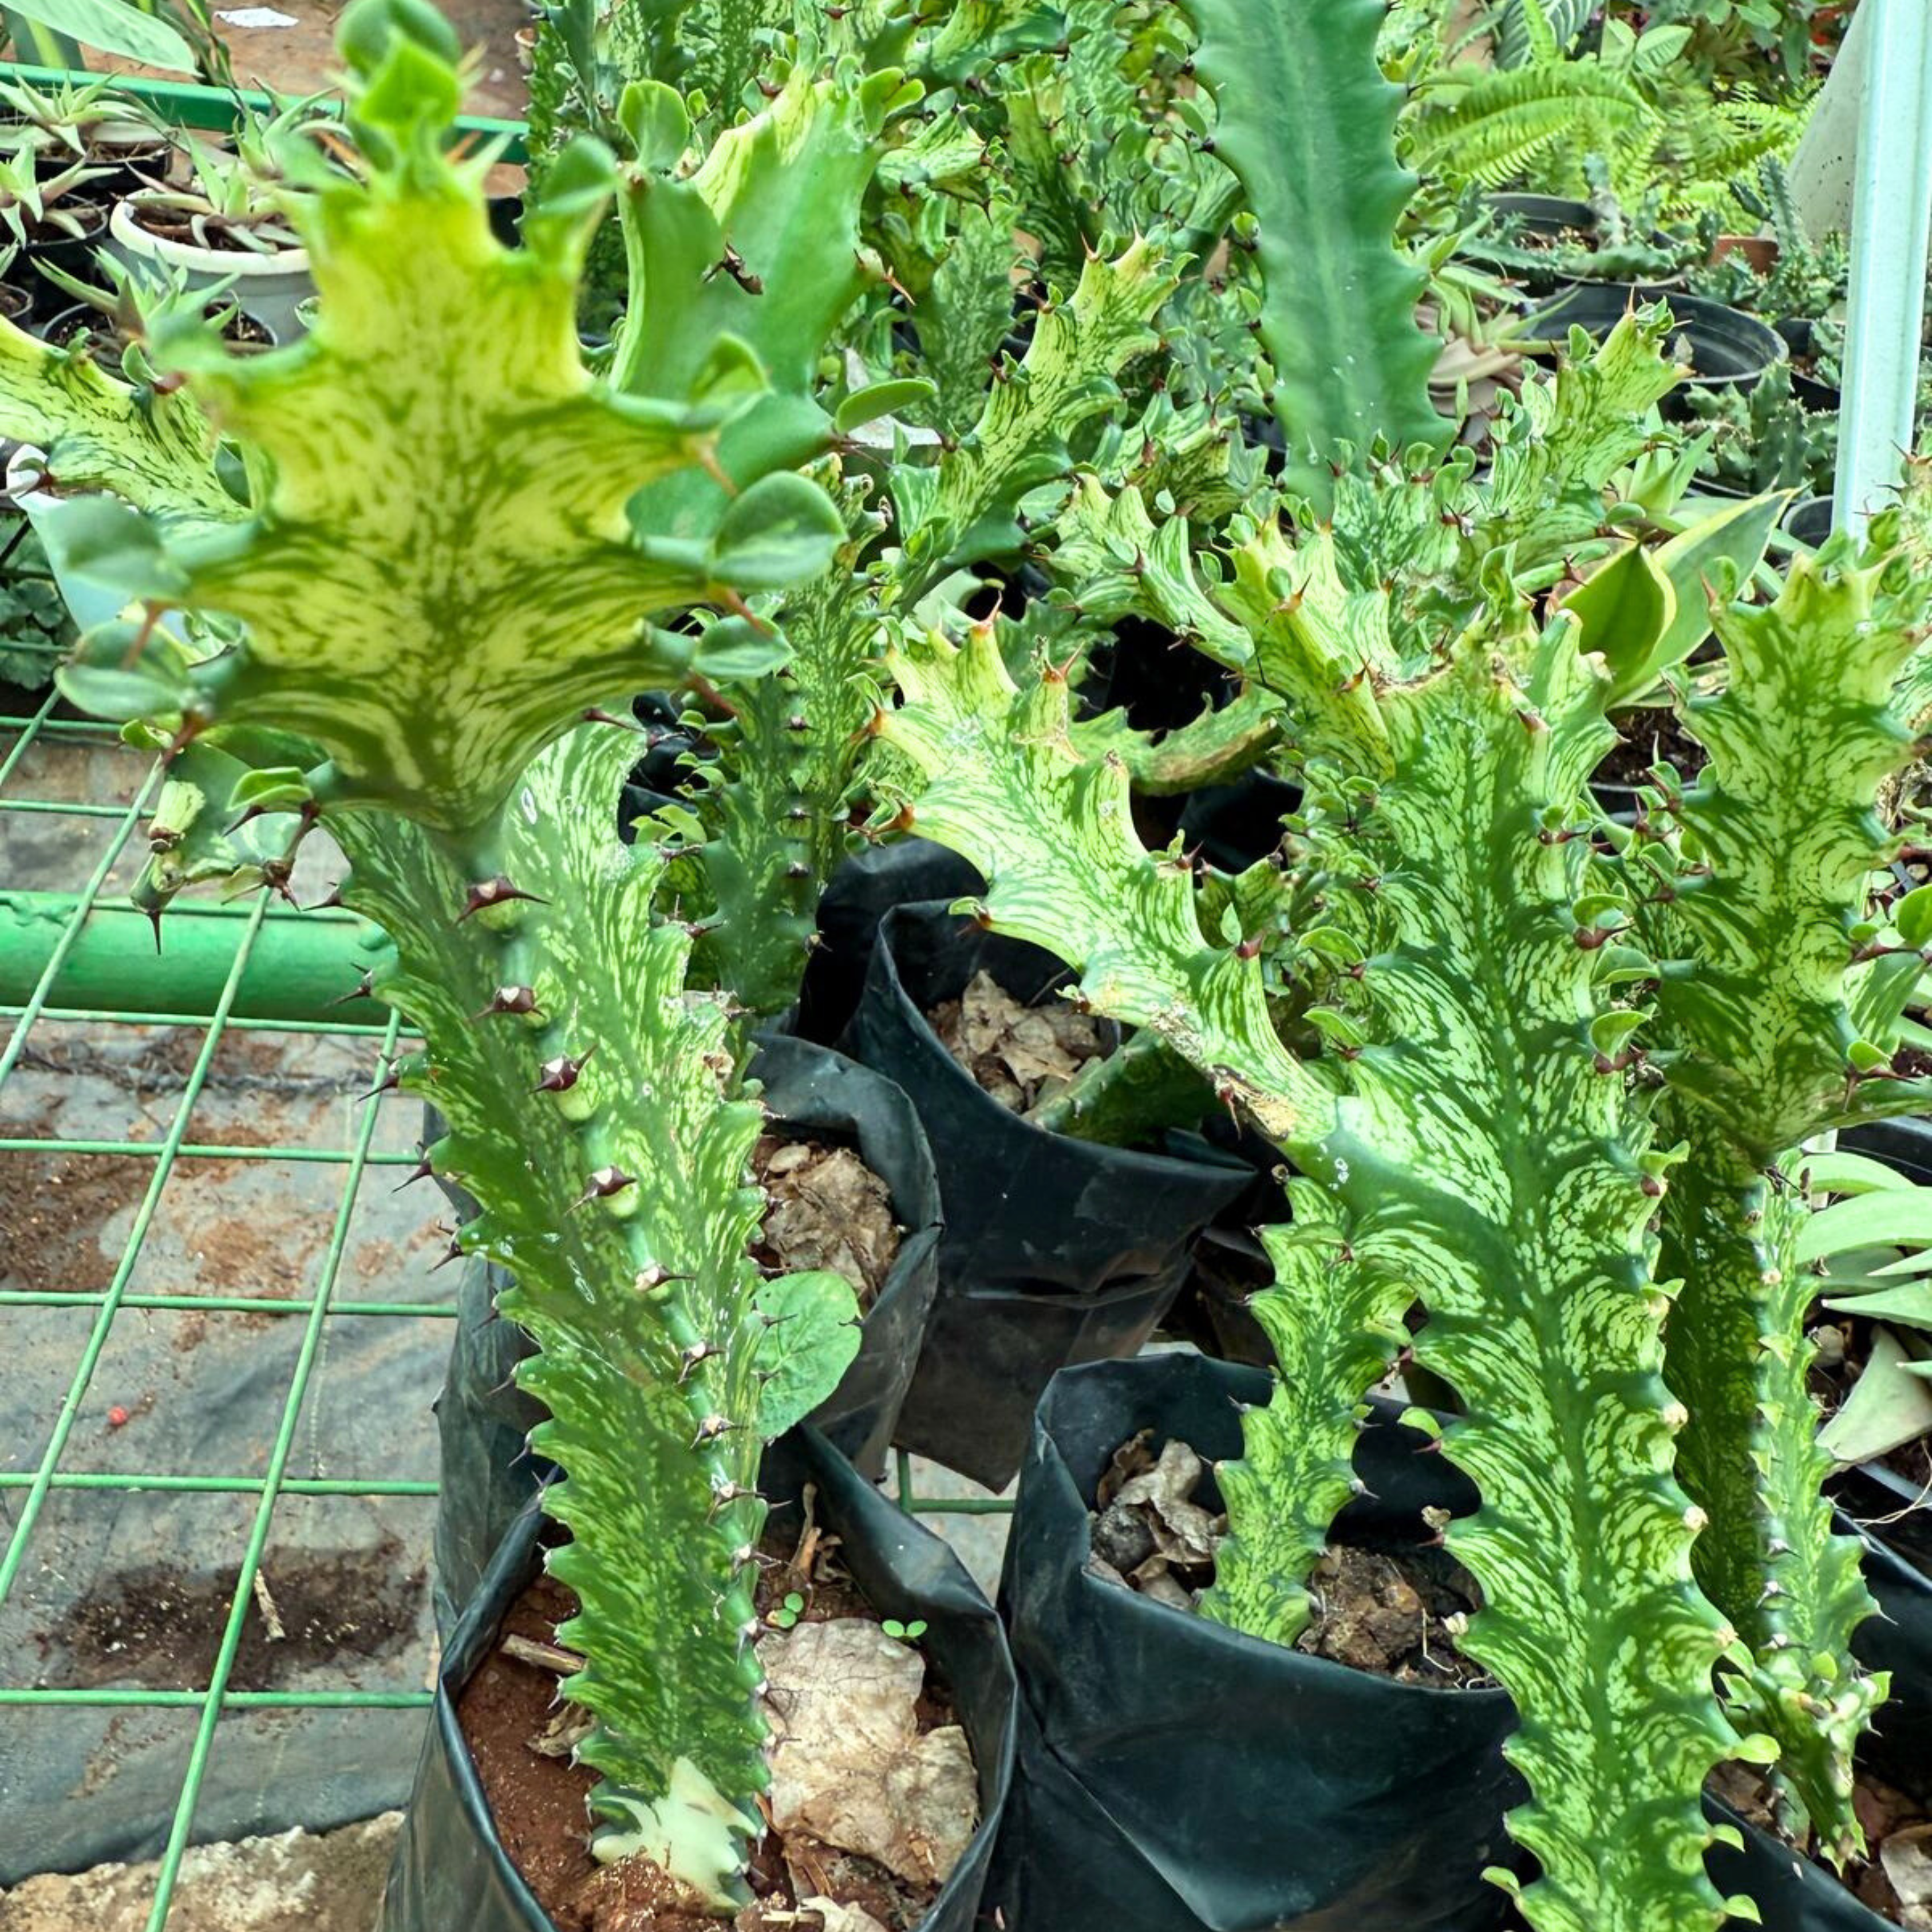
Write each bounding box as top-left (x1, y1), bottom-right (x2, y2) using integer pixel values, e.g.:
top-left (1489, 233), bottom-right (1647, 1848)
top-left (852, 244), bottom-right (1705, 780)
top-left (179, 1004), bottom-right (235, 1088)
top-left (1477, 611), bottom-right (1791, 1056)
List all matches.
top-left (1775, 318), bottom-right (1842, 413)
top-left (1459, 193), bottom-right (1598, 292)
top-left (796, 836), bottom-right (986, 1049)
top-left (837, 903), bottom-right (1253, 1488)
top-left (1527, 283), bottom-right (1786, 400)
top-left (989, 1354), bottom-right (1523, 1931)
top-left (381, 1427), bottom-right (1017, 1932)
top-left (1175, 765), bottom-right (1302, 876)
top-left (992, 1353), bottom-right (1932, 1932)
top-left (1785, 495), bottom-right (1836, 549)
top-left (429, 1034), bottom-right (943, 1633)
top-left (11, 206), bottom-right (107, 321)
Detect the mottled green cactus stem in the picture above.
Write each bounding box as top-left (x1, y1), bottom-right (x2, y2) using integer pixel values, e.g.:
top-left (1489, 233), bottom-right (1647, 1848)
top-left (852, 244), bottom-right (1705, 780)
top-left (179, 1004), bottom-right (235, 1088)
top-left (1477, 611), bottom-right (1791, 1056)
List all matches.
top-left (337, 726), bottom-right (859, 1903)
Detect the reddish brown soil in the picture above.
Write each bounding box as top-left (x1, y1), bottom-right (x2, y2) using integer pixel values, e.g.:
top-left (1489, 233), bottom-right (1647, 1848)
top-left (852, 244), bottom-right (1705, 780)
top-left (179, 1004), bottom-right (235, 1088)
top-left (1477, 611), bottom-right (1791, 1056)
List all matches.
top-left (457, 1535), bottom-right (960, 1931)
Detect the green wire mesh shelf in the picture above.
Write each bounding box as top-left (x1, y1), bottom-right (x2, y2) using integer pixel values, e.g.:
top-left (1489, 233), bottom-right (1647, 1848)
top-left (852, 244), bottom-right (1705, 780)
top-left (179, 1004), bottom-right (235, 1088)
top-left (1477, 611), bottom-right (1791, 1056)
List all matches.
top-left (0, 692), bottom-right (1012, 1930)
top-left (0, 692), bottom-right (447, 1932)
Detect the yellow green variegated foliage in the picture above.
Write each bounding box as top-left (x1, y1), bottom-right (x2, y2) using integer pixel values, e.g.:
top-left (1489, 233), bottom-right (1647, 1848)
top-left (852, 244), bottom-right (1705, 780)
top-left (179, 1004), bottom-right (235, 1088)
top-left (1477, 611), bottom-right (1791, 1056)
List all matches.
top-left (669, 238), bottom-right (1183, 1016)
top-left (7, 0), bottom-right (841, 839)
top-left (875, 329), bottom-right (1932, 1932)
top-left (1625, 543), bottom-right (1932, 1856)
top-left (337, 724), bottom-right (859, 1903)
top-left (885, 609), bottom-right (1743, 1932)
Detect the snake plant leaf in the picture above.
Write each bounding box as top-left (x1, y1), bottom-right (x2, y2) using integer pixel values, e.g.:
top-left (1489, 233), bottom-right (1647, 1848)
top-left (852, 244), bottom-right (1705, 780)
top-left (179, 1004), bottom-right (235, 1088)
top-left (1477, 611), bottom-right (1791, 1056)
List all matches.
top-left (1176, 0), bottom-right (1443, 512)
top-left (335, 720), bottom-right (797, 1903)
top-left (1562, 541), bottom-right (1677, 708)
top-left (750, 1269), bottom-right (862, 1438)
top-left (1818, 1326), bottom-right (1932, 1466)
top-left (1800, 1189), bottom-right (1932, 1262)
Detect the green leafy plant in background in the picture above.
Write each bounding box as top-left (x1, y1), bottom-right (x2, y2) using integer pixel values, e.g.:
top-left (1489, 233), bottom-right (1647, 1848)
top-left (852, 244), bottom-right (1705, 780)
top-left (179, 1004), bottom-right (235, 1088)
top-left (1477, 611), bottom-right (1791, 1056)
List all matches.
top-left (876, 310), bottom-right (1932, 1928)
top-left (1404, 3), bottom-right (1808, 219)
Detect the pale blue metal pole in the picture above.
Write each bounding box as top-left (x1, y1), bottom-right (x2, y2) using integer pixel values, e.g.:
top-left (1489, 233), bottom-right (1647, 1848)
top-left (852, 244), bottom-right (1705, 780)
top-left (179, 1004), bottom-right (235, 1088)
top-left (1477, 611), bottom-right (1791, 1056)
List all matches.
top-left (1834, 0), bottom-right (1932, 531)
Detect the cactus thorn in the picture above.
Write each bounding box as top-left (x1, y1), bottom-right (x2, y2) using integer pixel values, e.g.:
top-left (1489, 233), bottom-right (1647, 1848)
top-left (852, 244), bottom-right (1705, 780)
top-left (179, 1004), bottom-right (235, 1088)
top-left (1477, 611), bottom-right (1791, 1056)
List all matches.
top-left (392, 1155), bottom-right (437, 1192)
top-left (692, 1414), bottom-right (736, 1447)
top-left (362, 1064), bottom-right (405, 1102)
top-left (581, 707), bottom-right (632, 727)
top-left (677, 1342), bottom-right (717, 1383)
top-left (534, 1048), bottom-right (593, 1094)
top-left (429, 1234), bottom-right (465, 1272)
top-left (327, 971), bottom-right (376, 1009)
top-left (572, 1166), bottom-right (637, 1209)
top-left (473, 983), bottom-right (542, 1021)
top-left (457, 875), bottom-right (546, 921)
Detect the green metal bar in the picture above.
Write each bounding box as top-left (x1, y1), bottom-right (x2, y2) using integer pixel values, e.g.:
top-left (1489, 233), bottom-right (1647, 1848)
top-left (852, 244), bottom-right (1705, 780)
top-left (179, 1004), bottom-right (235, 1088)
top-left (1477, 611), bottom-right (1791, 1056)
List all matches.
top-left (1, 892), bottom-right (384, 1024)
top-left (0, 892), bottom-right (270, 1606)
top-left (0, 799), bottom-right (152, 817)
top-left (0, 60), bottom-right (528, 159)
top-left (0, 1472), bottom-right (438, 1495)
top-left (0, 1140), bottom-right (417, 1164)
top-left (0, 714), bottom-right (124, 740)
top-left (0, 777), bottom-right (159, 1090)
top-left (0, 690), bottom-right (57, 796)
top-left (0, 1292), bottom-right (454, 1315)
top-left (1834, 0), bottom-right (1932, 528)
top-left (143, 1013), bottom-right (401, 1932)
top-left (0, 1688), bottom-right (431, 1708)
top-left (1, 1006), bottom-right (396, 1036)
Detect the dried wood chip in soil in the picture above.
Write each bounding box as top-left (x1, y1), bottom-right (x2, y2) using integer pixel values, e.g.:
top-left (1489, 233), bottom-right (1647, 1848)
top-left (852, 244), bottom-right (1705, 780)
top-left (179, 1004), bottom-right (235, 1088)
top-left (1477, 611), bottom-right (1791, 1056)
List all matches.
top-left (929, 971), bottom-right (1107, 1115)
top-left (754, 1136), bottom-right (902, 1307)
top-left (1086, 1427), bottom-right (1491, 1686)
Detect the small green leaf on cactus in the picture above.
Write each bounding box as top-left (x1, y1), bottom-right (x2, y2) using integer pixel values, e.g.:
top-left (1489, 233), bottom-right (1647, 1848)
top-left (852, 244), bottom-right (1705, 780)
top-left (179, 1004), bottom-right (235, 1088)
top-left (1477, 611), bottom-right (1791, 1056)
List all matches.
top-left (708, 473), bottom-right (849, 592)
top-left (751, 1269), bottom-right (862, 1437)
top-left (835, 379), bottom-right (939, 434)
top-left (1894, 885), bottom-right (1932, 951)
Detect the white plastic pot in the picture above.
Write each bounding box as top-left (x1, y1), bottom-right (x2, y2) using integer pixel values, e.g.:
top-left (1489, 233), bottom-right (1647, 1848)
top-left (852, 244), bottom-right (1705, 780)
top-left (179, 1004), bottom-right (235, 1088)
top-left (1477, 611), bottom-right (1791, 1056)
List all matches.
top-left (108, 198), bottom-right (313, 343)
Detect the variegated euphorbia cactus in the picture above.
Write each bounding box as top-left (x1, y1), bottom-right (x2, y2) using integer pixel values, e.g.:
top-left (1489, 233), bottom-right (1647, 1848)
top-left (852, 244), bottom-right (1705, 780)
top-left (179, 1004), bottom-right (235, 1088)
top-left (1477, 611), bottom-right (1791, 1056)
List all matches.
top-left (0, 0), bottom-right (888, 1901)
top-left (878, 317), bottom-right (1932, 1931)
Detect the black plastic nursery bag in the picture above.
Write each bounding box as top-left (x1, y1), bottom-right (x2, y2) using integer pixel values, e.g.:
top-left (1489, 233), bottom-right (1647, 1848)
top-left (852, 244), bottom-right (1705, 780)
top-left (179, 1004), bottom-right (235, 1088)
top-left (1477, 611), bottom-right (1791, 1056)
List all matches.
top-left (379, 1427), bottom-right (1016, 1932)
top-left (837, 902), bottom-right (1256, 1489)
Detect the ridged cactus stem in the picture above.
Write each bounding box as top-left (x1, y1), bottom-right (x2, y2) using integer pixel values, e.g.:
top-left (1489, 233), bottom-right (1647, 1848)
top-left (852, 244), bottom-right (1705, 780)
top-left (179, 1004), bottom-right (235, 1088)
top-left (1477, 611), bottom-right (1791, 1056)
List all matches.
top-left (334, 725), bottom-right (860, 1905)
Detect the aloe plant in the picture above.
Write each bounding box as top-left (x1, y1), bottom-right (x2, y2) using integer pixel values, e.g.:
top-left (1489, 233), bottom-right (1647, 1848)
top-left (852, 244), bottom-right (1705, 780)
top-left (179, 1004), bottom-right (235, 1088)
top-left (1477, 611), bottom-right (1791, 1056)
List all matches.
top-left (875, 317), bottom-right (1932, 1929)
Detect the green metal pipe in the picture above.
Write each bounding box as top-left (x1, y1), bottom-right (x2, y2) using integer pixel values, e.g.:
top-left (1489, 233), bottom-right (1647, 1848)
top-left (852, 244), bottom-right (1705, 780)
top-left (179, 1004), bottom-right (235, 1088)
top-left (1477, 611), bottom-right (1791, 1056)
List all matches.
top-left (0, 891), bottom-right (384, 1022)
top-left (0, 59), bottom-right (528, 159)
